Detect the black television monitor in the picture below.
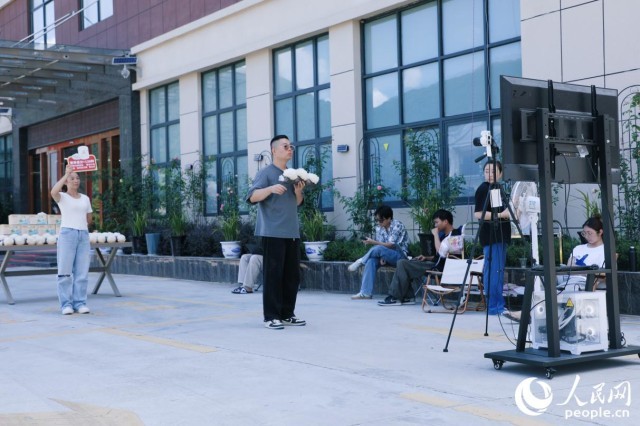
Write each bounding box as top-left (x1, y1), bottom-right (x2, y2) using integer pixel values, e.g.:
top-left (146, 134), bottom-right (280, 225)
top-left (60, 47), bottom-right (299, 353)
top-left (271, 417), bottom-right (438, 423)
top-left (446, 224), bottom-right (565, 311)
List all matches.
top-left (500, 75), bottom-right (620, 183)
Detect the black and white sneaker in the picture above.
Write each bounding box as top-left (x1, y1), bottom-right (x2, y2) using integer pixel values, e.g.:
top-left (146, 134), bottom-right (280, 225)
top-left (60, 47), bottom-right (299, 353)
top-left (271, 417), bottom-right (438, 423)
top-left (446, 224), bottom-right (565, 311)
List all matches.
top-left (378, 296), bottom-right (401, 306)
top-left (264, 319), bottom-right (284, 329)
top-left (282, 317), bottom-right (306, 326)
top-left (401, 298), bottom-right (416, 305)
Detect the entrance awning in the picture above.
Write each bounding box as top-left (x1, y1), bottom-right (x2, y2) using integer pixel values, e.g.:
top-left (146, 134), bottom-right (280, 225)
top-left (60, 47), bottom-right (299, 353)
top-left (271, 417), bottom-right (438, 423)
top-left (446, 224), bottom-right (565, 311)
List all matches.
top-left (0, 40), bottom-right (133, 126)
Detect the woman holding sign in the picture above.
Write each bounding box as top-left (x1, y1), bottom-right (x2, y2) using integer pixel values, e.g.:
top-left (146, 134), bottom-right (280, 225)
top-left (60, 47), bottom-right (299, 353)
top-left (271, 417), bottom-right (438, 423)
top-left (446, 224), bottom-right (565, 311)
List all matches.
top-left (51, 162), bottom-right (93, 315)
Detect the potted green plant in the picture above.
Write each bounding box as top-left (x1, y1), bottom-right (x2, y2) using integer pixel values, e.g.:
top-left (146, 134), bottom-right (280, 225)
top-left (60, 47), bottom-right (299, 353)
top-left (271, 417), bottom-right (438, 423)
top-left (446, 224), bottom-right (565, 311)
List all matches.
top-left (300, 210), bottom-right (328, 261)
top-left (169, 211), bottom-right (188, 256)
top-left (397, 129), bottom-right (465, 256)
top-left (219, 212), bottom-right (241, 258)
top-left (217, 182), bottom-right (242, 258)
top-left (131, 211), bottom-right (147, 254)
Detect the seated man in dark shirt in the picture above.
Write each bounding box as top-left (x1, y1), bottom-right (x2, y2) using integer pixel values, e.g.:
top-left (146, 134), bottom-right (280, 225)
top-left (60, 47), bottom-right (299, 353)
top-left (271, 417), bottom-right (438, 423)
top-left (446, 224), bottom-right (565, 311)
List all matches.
top-left (378, 209), bottom-right (462, 306)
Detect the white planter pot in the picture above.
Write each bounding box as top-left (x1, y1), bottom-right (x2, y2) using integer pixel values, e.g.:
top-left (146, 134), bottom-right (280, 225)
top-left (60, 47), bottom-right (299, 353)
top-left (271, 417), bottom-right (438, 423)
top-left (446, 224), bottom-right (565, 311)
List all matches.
top-left (304, 241), bottom-right (329, 262)
top-left (220, 241), bottom-right (242, 259)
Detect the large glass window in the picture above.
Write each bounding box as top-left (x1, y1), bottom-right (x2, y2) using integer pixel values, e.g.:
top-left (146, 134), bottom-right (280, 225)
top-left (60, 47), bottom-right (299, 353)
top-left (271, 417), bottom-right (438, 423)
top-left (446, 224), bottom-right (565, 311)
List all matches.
top-left (202, 61), bottom-right (247, 215)
top-left (443, 51), bottom-right (485, 116)
top-left (362, 0), bottom-right (521, 199)
top-left (442, 0), bottom-right (484, 54)
top-left (273, 34), bottom-right (333, 209)
top-left (149, 82), bottom-right (180, 207)
top-left (81, 0), bottom-right (113, 29)
top-left (446, 120), bottom-right (487, 195)
top-left (489, 42), bottom-right (522, 108)
top-left (31, 0), bottom-right (56, 46)
top-left (489, 0), bottom-right (520, 43)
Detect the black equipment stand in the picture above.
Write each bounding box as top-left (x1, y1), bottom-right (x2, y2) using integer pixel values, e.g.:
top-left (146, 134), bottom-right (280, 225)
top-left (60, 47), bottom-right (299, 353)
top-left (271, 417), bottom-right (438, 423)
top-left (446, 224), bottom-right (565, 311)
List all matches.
top-left (442, 140), bottom-right (527, 351)
top-left (485, 107), bottom-right (640, 378)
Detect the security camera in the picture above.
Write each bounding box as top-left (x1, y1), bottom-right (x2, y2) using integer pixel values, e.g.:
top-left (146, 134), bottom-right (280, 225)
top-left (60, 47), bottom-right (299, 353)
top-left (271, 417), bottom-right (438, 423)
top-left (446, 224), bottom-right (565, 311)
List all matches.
top-left (120, 65), bottom-right (130, 79)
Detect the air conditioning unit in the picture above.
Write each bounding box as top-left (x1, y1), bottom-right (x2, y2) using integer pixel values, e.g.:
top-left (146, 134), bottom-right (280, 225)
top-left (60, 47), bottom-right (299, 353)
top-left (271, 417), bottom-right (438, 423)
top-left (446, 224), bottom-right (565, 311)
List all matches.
top-left (0, 107), bottom-right (12, 116)
top-left (531, 291), bottom-right (608, 355)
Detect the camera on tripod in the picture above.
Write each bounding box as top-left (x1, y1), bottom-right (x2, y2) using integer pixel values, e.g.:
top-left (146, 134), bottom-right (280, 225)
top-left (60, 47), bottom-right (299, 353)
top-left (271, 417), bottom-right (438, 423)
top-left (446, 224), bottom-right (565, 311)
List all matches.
top-left (473, 130), bottom-right (499, 163)
top-left (473, 130), bottom-right (493, 148)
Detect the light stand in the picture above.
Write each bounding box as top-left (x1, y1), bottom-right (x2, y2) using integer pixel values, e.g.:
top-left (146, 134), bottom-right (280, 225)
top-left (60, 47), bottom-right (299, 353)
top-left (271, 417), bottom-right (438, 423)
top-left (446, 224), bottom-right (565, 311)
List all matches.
top-left (442, 132), bottom-right (529, 351)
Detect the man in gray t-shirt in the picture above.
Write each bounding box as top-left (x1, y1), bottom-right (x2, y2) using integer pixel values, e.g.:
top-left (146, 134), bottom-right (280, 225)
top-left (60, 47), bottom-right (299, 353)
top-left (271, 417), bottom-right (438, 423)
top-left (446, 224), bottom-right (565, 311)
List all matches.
top-left (247, 135), bottom-right (306, 330)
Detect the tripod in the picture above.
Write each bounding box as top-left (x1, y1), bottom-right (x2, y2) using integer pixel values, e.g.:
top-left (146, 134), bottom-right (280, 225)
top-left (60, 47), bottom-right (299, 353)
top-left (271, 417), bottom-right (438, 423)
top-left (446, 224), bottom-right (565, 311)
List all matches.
top-left (442, 146), bottom-right (527, 352)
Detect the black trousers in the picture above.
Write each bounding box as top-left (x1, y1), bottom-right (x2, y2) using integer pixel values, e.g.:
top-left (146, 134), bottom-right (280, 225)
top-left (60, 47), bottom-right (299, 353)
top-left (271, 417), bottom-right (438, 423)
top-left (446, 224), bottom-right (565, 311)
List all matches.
top-left (262, 237), bottom-right (301, 321)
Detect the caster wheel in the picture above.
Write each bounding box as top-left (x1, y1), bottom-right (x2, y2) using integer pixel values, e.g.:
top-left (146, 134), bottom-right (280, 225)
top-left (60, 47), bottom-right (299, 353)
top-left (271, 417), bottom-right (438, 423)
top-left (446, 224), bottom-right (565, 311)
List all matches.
top-left (545, 367), bottom-right (556, 379)
top-left (493, 360), bottom-right (504, 370)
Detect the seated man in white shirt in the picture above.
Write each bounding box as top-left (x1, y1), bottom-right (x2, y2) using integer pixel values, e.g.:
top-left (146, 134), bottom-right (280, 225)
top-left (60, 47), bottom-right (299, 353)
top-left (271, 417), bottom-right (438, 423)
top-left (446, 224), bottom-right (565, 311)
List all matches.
top-left (378, 209), bottom-right (462, 306)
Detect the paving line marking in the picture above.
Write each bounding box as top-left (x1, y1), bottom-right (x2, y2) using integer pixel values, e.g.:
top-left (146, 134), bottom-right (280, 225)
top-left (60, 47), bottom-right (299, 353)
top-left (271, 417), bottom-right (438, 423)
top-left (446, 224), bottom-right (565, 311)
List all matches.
top-left (114, 310), bottom-right (263, 329)
top-left (0, 310), bottom-right (261, 344)
top-left (401, 392), bottom-right (553, 426)
top-left (403, 324), bottom-right (509, 342)
top-left (99, 328), bottom-right (217, 353)
top-left (134, 294), bottom-right (236, 308)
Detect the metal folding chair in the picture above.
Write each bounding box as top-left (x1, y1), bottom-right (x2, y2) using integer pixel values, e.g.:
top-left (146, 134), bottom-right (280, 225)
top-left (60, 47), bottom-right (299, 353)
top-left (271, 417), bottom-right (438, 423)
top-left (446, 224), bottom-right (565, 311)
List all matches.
top-left (421, 256), bottom-right (485, 314)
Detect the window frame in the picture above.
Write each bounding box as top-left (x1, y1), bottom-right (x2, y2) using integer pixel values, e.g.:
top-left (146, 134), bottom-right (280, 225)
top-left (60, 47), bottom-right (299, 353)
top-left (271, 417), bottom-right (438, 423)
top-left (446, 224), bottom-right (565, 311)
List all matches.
top-left (80, 0), bottom-right (114, 30)
top-left (201, 60), bottom-right (248, 216)
top-left (361, 0), bottom-right (521, 203)
top-left (31, 0), bottom-right (56, 46)
top-left (272, 33), bottom-right (333, 211)
top-left (148, 81), bottom-right (181, 212)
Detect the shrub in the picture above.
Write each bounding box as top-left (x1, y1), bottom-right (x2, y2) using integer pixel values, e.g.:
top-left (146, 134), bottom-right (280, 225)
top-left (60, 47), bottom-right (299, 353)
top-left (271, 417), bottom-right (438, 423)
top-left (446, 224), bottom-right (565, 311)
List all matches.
top-left (322, 238), bottom-right (369, 261)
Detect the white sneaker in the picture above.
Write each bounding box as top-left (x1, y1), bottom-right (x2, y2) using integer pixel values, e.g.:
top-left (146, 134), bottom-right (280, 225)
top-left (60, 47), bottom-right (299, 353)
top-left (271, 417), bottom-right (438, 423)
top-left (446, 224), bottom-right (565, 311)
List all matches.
top-left (348, 258), bottom-right (364, 272)
top-left (264, 319), bottom-right (284, 329)
top-left (61, 306), bottom-right (73, 315)
top-left (76, 306), bottom-right (90, 314)
top-left (350, 293), bottom-right (372, 300)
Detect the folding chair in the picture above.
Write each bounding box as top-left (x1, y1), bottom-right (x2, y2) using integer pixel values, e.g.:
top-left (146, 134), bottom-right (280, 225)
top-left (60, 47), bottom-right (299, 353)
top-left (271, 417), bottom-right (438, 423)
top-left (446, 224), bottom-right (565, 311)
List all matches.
top-left (421, 256), bottom-right (485, 314)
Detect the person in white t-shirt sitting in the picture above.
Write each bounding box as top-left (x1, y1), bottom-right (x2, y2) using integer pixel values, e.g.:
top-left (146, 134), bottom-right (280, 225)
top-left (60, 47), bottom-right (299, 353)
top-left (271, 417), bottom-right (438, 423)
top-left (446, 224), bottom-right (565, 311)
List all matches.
top-left (503, 215), bottom-right (605, 322)
top-left (557, 215), bottom-right (605, 291)
top-left (378, 209), bottom-right (462, 306)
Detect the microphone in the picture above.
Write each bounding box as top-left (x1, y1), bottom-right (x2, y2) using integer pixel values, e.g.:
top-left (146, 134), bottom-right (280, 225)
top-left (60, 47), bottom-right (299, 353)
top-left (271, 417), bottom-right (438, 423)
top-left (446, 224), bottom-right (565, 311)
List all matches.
top-left (475, 153), bottom-right (487, 163)
top-left (472, 137), bottom-right (482, 146)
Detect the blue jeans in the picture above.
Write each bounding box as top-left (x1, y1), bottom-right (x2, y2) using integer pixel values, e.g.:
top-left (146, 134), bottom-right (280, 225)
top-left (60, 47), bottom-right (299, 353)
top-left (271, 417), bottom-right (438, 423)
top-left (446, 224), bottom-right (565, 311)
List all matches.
top-left (57, 228), bottom-right (91, 310)
top-left (483, 243), bottom-right (506, 315)
top-left (359, 245), bottom-right (406, 296)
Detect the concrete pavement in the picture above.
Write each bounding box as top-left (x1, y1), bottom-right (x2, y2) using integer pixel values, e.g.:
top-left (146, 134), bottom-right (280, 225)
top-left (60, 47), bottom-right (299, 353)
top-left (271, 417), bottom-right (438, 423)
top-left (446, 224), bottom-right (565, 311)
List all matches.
top-left (1, 273), bottom-right (639, 425)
